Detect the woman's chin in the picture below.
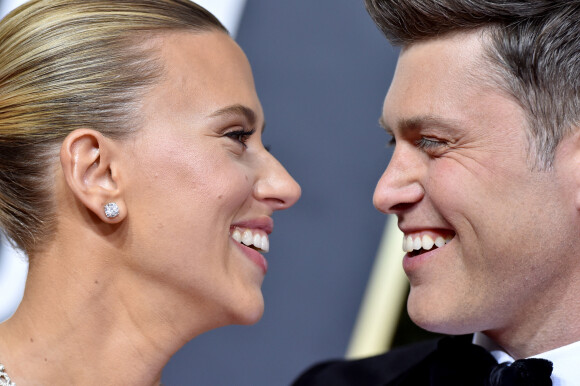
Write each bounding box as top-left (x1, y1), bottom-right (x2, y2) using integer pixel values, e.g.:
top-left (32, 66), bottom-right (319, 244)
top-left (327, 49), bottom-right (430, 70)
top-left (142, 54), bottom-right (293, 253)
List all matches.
top-left (229, 294), bottom-right (265, 326)
top-left (237, 308), bottom-right (264, 326)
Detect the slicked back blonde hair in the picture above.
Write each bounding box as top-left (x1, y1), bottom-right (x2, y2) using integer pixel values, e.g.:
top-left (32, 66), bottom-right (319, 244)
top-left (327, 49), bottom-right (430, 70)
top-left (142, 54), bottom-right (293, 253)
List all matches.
top-left (0, 0), bottom-right (226, 257)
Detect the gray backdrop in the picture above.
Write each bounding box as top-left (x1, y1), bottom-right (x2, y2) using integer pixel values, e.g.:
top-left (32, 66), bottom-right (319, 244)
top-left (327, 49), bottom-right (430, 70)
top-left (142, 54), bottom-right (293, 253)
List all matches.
top-left (163, 1), bottom-right (398, 385)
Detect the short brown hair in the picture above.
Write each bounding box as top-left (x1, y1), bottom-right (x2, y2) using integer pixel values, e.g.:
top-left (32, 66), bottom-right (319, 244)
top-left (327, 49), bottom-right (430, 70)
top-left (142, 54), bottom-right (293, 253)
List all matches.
top-left (0, 0), bottom-right (226, 256)
top-left (365, 0), bottom-right (580, 169)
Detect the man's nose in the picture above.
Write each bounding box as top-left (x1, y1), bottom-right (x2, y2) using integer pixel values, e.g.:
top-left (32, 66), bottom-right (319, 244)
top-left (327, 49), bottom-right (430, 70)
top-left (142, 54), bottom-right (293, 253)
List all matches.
top-left (373, 146), bottom-right (424, 214)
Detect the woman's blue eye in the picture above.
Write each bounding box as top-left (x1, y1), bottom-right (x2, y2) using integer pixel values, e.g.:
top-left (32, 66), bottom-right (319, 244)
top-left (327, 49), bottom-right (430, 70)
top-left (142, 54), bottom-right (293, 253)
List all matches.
top-left (225, 128), bottom-right (256, 148)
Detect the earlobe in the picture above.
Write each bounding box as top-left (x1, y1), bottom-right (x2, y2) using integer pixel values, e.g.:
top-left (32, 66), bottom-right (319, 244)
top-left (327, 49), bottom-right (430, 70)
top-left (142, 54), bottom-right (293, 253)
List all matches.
top-left (60, 129), bottom-right (126, 223)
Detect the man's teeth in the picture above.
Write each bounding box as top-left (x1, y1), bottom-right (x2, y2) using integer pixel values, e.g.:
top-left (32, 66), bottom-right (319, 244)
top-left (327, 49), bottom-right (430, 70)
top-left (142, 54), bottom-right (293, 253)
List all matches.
top-left (403, 234), bottom-right (452, 253)
top-left (231, 228), bottom-right (269, 252)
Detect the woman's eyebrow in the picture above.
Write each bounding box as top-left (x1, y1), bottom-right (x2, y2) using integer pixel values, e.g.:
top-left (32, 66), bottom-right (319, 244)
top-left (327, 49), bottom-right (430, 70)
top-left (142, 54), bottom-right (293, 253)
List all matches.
top-left (210, 104), bottom-right (266, 132)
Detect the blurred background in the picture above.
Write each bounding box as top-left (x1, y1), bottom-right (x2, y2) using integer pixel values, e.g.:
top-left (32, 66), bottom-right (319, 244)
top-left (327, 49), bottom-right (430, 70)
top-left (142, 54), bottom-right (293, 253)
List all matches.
top-left (0, 1), bottom-right (412, 385)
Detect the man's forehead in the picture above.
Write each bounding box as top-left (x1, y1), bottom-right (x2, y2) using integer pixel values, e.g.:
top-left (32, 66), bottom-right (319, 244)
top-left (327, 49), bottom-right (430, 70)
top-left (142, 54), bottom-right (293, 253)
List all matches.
top-left (381, 31), bottom-right (500, 132)
top-left (394, 30), bottom-right (490, 91)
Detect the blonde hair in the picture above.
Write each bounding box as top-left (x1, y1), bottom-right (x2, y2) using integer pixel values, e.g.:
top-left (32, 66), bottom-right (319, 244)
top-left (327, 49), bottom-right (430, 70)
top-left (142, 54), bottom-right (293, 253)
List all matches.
top-left (0, 0), bottom-right (226, 256)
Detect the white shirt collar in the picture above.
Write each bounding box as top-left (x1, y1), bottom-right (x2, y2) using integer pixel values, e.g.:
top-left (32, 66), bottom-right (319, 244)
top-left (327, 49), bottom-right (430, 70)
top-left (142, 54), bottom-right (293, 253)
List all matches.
top-left (473, 332), bottom-right (580, 386)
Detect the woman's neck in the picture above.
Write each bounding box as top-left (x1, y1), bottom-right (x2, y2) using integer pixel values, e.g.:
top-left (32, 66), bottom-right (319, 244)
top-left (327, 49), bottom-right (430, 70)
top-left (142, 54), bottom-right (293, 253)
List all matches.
top-left (0, 243), bottom-right (209, 386)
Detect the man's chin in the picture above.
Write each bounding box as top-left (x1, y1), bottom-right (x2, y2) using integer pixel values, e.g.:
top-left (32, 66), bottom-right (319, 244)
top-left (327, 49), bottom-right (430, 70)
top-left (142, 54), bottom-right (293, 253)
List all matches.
top-left (406, 296), bottom-right (478, 336)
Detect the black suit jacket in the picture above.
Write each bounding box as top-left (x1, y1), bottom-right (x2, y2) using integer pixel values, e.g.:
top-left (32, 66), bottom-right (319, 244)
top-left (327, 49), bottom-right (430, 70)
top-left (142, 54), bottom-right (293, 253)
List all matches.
top-left (292, 335), bottom-right (499, 386)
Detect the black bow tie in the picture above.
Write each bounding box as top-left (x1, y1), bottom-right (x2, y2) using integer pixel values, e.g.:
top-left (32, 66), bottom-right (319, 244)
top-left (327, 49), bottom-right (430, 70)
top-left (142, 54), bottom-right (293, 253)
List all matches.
top-left (426, 335), bottom-right (554, 386)
top-left (487, 358), bottom-right (553, 386)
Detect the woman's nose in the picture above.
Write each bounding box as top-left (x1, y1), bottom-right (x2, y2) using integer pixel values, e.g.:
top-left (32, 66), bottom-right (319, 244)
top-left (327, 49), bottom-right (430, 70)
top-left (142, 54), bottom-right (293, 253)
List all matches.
top-left (373, 147), bottom-right (424, 214)
top-left (254, 152), bottom-right (301, 211)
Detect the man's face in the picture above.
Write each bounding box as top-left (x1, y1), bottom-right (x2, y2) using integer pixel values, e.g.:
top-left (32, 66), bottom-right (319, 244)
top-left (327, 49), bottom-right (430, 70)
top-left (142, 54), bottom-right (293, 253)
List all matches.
top-left (373, 31), bottom-right (579, 339)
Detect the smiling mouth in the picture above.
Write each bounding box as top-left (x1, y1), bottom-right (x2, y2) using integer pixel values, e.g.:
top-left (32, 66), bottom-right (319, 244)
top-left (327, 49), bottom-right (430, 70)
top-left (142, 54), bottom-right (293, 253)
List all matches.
top-left (403, 233), bottom-right (455, 257)
top-left (231, 227), bottom-right (270, 253)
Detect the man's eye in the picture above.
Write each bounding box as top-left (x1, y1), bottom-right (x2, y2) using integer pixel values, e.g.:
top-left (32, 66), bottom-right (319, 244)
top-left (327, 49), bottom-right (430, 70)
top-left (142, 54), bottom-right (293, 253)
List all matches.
top-left (225, 128), bottom-right (256, 148)
top-left (415, 137), bottom-right (444, 150)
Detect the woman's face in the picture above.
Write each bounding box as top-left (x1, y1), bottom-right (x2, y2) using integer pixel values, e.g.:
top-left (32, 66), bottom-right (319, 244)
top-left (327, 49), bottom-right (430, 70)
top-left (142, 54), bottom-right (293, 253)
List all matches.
top-left (118, 31), bottom-right (301, 327)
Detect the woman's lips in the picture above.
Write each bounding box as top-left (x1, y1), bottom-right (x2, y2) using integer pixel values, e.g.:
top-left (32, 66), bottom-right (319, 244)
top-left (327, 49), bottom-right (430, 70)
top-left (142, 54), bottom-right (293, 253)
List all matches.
top-left (231, 234), bottom-right (268, 273)
top-left (231, 227), bottom-right (269, 252)
top-left (229, 223), bottom-right (272, 273)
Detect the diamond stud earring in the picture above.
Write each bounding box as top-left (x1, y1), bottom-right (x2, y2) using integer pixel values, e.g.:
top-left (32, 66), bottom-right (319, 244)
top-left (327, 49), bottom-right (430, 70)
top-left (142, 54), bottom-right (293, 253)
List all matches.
top-left (104, 202), bottom-right (120, 218)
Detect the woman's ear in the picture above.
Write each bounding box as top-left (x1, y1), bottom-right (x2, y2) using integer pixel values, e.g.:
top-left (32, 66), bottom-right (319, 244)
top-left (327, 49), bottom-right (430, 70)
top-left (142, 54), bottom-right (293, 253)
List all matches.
top-left (60, 129), bottom-right (126, 223)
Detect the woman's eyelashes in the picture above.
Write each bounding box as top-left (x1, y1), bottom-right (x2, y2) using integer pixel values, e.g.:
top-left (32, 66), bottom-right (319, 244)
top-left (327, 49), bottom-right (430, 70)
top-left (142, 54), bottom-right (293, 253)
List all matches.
top-left (225, 128), bottom-right (256, 148)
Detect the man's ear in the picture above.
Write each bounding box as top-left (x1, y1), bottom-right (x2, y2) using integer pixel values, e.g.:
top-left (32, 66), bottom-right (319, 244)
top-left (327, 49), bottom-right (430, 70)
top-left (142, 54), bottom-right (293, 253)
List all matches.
top-left (558, 129), bottom-right (580, 212)
top-left (60, 129), bottom-right (126, 223)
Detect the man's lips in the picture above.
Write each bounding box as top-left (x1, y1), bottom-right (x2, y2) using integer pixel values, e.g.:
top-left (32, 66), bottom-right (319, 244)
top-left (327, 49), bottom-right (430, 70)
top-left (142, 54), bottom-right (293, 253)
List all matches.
top-left (402, 230), bottom-right (455, 257)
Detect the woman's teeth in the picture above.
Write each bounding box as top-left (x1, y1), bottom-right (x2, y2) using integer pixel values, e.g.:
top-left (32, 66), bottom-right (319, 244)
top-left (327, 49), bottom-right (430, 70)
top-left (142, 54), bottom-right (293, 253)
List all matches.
top-left (403, 234), bottom-right (453, 253)
top-left (231, 228), bottom-right (269, 253)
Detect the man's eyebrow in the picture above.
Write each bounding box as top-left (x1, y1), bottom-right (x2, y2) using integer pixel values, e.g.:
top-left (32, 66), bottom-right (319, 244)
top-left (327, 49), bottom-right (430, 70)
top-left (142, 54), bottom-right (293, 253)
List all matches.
top-left (210, 104), bottom-right (265, 132)
top-left (400, 116), bottom-right (461, 132)
top-left (380, 115), bottom-right (461, 135)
